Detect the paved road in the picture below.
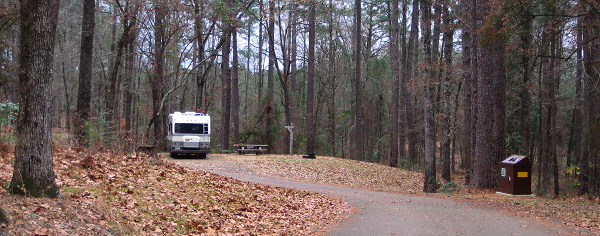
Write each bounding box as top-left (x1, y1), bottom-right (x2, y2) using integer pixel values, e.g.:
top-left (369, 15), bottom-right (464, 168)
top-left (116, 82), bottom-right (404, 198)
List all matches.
top-left (171, 155), bottom-right (573, 236)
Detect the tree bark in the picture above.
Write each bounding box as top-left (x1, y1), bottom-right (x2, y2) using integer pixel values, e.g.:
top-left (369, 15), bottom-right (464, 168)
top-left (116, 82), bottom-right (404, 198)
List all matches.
top-left (221, 28), bottom-right (231, 150)
top-left (471, 0), bottom-right (507, 189)
top-left (107, 1), bottom-right (138, 132)
top-left (9, 0), bottom-right (60, 198)
top-left (231, 30), bottom-right (240, 144)
top-left (538, 22), bottom-right (559, 196)
top-left (265, 0), bottom-right (276, 150)
top-left (352, 0), bottom-right (364, 160)
top-left (441, 0), bottom-right (454, 182)
top-left (403, 0), bottom-right (419, 165)
top-left (75, 0), bottom-right (95, 146)
top-left (326, 0), bottom-right (337, 157)
top-left (388, 0), bottom-right (400, 167)
top-left (421, 0), bottom-right (437, 193)
top-left (579, 1), bottom-right (600, 195)
top-left (460, 0), bottom-right (473, 185)
top-left (305, 0), bottom-right (316, 155)
top-left (150, 0), bottom-right (167, 149)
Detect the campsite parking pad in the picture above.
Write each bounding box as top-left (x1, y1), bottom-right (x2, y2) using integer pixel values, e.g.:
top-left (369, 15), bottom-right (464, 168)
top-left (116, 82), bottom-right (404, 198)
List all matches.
top-left (171, 154), bottom-right (575, 236)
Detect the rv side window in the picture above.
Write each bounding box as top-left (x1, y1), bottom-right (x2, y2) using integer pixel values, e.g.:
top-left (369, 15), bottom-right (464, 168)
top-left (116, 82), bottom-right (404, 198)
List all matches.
top-left (174, 123), bottom-right (207, 134)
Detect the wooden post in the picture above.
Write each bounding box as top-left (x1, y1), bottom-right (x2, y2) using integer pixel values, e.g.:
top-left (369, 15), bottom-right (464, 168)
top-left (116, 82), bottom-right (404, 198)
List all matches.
top-left (285, 124), bottom-right (294, 154)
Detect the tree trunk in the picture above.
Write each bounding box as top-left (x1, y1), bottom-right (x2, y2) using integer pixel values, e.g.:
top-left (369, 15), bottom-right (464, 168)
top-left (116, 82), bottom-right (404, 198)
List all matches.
top-left (352, 0), bottom-right (364, 160)
top-left (123, 35), bottom-right (135, 134)
top-left (388, 0), bottom-right (400, 167)
top-left (422, 0), bottom-right (437, 193)
top-left (567, 20), bottom-right (583, 176)
top-left (460, 0), bottom-right (473, 185)
top-left (471, 0), bottom-right (507, 189)
top-left (9, 0), bottom-right (60, 198)
top-left (221, 30), bottom-right (231, 150)
top-left (305, 0), bottom-right (316, 155)
top-left (106, 2), bottom-right (138, 133)
top-left (257, 0), bottom-right (264, 104)
top-left (193, 0), bottom-right (206, 111)
top-left (326, 0), bottom-right (337, 157)
top-left (538, 24), bottom-right (559, 196)
top-left (151, 1), bottom-right (167, 149)
top-left (265, 0), bottom-right (276, 150)
top-left (441, 0), bottom-right (454, 182)
top-left (579, 2), bottom-right (600, 195)
top-left (288, 1), bottom-right (299, 154)
top-left (75, 0), bottom-right (95, 146)
top-left (231, 30), bottom-right (240, 144)
top-left (403, 0), bottom-right (419, 165)
top-left (517, 4), bottom-right (533, 157)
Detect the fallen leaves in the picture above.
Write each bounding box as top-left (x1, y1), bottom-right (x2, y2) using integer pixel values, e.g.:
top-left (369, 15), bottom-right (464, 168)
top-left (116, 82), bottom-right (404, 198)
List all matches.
top-left (222, 154), bottom-right (424, 194)
top-left (0, 148), bottom-right (351, 235)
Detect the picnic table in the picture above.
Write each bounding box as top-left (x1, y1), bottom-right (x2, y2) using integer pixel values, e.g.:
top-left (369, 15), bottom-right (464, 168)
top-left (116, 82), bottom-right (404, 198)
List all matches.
top-left (234, 144), bottom-right (268, 155)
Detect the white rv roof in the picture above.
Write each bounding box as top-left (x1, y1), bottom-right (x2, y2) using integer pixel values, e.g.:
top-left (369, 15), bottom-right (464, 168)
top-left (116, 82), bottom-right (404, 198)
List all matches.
top-left (169, 112), bottom-right (210, 123)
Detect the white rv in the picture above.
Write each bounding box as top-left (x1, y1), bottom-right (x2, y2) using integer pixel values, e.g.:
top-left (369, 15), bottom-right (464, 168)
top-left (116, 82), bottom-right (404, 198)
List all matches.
top-left (167, 112), bottom-right (210, 158)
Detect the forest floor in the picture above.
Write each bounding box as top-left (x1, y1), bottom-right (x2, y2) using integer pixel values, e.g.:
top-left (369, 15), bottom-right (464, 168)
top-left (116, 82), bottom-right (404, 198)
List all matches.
top-left (0, 149), bottom-right (598, 235)
top-left (0, 148), bottom-right (351, 235)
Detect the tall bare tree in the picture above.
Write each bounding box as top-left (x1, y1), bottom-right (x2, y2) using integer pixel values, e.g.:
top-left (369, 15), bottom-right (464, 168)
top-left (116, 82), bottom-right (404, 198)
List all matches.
top-left (305, 0), bottom-right (316, 155)
top-left (579, 0), bottom-right (600, 195)
top-left (440, 0), bottom-right (454, 182)
top-left (388, 0), bottom-right (400, 167)
top-left (460, 0), bottom-right (474, 185)
top-left (150, 0), bottom-right (167, 149)
top-left (421, 0), bottom-right (437, 193)
top-left (231, 29), bottom-right (240, 144)
top-left (264, 0), bottom-right (276, 149)
top-left (220, 22), bottom-right (232, 150)
top-left (402, 0), bottom-right (419, 165)
top-left (9, 0), bottom-right (60, 198)
top-left (538, 11), bottom-right (561, 196)
top-left (352, 0), bottom-right (364, 160)
top-left (75, 0), bottom-right (95, 146)
top-left (471, 0), bottom-right (507, 189)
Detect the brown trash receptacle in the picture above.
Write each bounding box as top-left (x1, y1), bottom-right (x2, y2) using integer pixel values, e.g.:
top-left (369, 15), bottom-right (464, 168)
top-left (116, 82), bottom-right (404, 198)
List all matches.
top-left (498, 155), bottom-right (532, 195)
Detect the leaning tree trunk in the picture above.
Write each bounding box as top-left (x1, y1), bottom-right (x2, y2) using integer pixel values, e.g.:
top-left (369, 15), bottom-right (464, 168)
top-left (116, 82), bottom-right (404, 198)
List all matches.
top-left (9, 0), bottom-right (60, 198)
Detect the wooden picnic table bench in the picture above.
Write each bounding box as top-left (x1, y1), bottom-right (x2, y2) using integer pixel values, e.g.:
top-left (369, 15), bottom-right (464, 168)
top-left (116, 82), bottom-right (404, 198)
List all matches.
top-left (234, 144), bottom-right (268, 155)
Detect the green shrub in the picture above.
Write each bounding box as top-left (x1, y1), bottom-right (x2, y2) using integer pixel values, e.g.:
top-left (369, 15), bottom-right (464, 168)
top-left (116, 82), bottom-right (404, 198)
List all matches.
top-left (0, 101), bottom-right (18, 125)
top-left (441, 181), bottom-right (458, 193)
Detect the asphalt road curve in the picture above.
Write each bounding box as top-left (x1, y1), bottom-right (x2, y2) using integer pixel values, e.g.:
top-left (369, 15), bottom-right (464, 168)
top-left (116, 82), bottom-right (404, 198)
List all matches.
top-left (171, 156), bottom-right (571, 236)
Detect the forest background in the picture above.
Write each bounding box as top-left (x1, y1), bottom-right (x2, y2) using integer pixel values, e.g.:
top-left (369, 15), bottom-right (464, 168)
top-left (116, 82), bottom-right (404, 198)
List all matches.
top-left (0, 0), bottom-right (599, 196)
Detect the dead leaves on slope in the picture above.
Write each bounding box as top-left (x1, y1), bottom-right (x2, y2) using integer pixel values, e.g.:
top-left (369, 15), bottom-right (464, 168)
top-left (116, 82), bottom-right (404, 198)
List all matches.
top-left (0, 149), bottom-right (351, 235)
top-left (228, 155), bottom-right (424, 194)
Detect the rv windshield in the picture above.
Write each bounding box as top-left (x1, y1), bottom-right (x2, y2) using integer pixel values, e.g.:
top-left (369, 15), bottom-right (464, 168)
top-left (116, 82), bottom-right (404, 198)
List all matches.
top-left (174, 123), bottom-right (208, 134)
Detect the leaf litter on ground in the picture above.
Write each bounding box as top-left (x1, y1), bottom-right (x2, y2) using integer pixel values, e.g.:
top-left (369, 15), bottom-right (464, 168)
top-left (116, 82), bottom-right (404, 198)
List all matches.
top-left (0, 149), bottom-right (351, 235)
